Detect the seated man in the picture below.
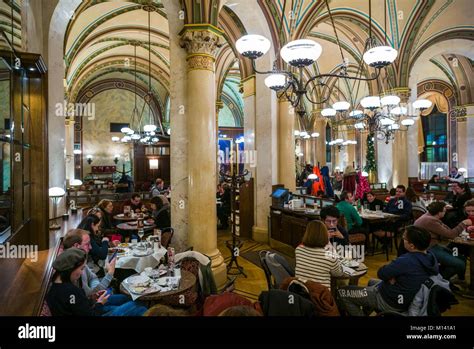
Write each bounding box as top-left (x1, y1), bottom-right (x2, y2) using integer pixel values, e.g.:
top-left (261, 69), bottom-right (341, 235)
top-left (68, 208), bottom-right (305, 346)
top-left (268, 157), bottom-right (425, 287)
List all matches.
top-left (320, 206), bottom-right (349, 246)
top-left (384, 185), bottom-right (413, 233)
top-left (443, 182), bottom-right (472, 228)
top-left (124, 193), bottom-right (145, 213)
top-left (414, 201), bottom-right (470, 285)
top-left (337, 226), bottom-right (439, 316)
top-left (336, 191), bottom-right (363, 234)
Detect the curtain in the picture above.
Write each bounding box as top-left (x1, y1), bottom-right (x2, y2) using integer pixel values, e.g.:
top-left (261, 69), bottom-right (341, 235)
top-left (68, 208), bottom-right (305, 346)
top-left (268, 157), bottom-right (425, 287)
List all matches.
top-left (417, 93), bottom-right (449, 154)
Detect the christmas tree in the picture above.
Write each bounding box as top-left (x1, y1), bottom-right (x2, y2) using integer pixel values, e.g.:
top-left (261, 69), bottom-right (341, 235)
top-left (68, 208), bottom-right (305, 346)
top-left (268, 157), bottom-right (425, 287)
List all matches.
top-left (364, 133), bottom-right (377, 172)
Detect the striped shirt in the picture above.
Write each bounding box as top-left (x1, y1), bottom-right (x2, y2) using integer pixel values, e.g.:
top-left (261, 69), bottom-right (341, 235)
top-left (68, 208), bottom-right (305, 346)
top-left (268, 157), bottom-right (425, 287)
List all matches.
top-left (295, 245), bottom-right (343, 290)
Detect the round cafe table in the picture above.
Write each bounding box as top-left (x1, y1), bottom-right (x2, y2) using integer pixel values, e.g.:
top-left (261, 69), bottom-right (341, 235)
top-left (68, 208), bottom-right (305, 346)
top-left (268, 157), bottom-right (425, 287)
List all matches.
top-left (120, 270), bottom-right (197, 306)
top-left (114, 214), bottom-right (149, 222)
top-left (116, 222), bottom-right (156, 232)
top-left (452, 236), bottom-right (474, 292)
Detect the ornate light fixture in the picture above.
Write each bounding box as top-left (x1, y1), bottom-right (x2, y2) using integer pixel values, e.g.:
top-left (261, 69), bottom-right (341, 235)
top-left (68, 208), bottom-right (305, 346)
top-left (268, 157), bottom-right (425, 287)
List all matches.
top-left (236, 0), bottom-right (397, 118)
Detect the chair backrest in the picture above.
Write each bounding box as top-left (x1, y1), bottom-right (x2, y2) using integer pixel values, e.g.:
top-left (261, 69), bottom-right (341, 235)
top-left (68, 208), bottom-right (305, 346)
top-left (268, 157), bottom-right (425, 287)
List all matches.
top-left (259, 250), bottom-right (295, 289)
top-left (161, 228), bottom-right (174, 248)
top-left (338, 214), bottom-right (348, 230)
top-left (412, 208), bottom-right (425, 221)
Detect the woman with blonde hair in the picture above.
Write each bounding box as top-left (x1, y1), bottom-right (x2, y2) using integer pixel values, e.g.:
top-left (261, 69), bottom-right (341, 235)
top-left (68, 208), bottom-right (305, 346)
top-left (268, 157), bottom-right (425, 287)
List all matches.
top-left (295, 220), bottom-right (343, 290)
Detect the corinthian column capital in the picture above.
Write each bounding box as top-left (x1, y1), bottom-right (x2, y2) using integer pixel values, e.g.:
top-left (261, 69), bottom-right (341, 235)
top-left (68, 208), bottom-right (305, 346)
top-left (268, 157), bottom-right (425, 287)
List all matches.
top-left (179, 26), bottom-right (224, 71)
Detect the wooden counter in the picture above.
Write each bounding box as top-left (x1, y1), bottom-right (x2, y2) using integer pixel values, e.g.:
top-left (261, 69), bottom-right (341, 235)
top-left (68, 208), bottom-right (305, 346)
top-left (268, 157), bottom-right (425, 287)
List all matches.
top-left (269, 206), bottom-right (320, 250)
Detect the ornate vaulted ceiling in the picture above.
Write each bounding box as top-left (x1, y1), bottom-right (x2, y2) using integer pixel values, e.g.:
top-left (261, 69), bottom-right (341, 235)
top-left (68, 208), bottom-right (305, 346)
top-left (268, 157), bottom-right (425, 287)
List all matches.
top-left (64, 0), bottom-right (169, 109)
top-left (3, 0), bottom-right (471, 121)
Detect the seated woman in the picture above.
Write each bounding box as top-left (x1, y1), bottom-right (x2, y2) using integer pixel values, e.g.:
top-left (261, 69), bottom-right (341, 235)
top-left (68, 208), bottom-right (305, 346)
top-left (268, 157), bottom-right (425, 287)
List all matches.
top-left (149, 195), bottom-right (171, 230)
top-left (406, 187), bottom-right (427, 213)
top-left (77, 214), bottom-right (109, 276)
top-left (295, 220), bottom-right (343, 290)
top-left (47, 248), bottom-right (147, 316)
top-left (97, 199), bottom-right (115, 235)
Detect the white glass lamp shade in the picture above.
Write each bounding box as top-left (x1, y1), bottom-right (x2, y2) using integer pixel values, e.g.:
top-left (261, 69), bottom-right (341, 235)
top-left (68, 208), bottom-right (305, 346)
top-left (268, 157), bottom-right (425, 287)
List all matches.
top-left (321, 108), bottom-right (337, 117)
top-left (381, 95), bottom-right (400, 106)
top-left (311, 132), bottom-right (320, 138)
top-left (281, 39), bottom-right (322, 67)
top-left (149, 131), bottom-right (156, 136)
top-left (121, 127), bottom-right (132, 134)
top-left (49, 187), bottom-right (65, 197)
top-left (167, 128), bottom-right (171, 135)
top-left (111, 136), bottom-right (120, 142)
top-left (401, 118), bottom-right (415, 126)
top-left (236, 35), bottom-right (271, 59)
top-left (152, 137), bottom-right (159, 142)
top-left (131, 134), bottom-right (141, 140)
top-left (349, 140), bottom-right (358, 145)
top-left (299, 131), bottom-right (308, 137)
top-left (297, 152), bottom-right (304, 157)
top-left (349, 110), bottom-right (363, 118)
top-left (389, 123), bottom-right (400, 130)
top-left (435, 167), bottom-right (444, 173)
top-left (360, 96), bottom-right (381, 110)
top-left (143, 124), bottom-right (157, 132)
top-left (413, 99), bottom-right (432, 110)
top-left (294, 130), bottom-right (300, 136)
top-left (70, 179), bottom-right (82, 186)
top-left (126, 129), bottom-right (135, 135)
top-left (114, 154), bottom-right (120, 159)
top-left (342, 141), bottom-right (349, 146)
top-left (304, 134), bottom-right (311, 139)
top-left (332, 101), bottom-right (350, 111)
top-left (307, 174), bottom-right (318, 180)
top-left (120, 137), bottom-right (128, 143)
top-left (335, 138), bottom-right (344, 144)
top-left (363, 45), bottom-right (398, 68)
top-left (362, 171), bottom-right (369, 177)
top-left (354, 122), bottom-right (365, 129)
top-left (86, 155), bottom-right (93, 160)
top-left (123, 135), bottom-right (132, 141)
top-left (391, 106), bottom-right (407, 115)
top-left (73, 149), bottom-right (82, 155)
top-left (335, 166), bottom-right (341, 171)
top-left (264, 74), bottom-right (286, 91)
top-left (380, 117), bottom-right (395, 126)
top-left (458, 168), bottom-right (467, 173)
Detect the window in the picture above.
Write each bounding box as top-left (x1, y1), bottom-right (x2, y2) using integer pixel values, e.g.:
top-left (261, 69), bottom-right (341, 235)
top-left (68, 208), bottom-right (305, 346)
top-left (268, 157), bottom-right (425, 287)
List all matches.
top-left (421, 106), bottom-right (447, 162)
top-left (326, 124), bottom-right (331, 163)
top-left (110, 122), bottom-right (129, 133)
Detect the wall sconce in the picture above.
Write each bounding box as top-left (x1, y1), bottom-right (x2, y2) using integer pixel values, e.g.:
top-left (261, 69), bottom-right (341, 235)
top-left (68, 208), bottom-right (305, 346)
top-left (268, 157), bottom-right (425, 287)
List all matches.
top-left (49, 187), bottom-right (66, 230)
top-left (114, 154), bottom-right (120, 164)
top-left (149, 158), bottom-right (159, 169)
top-left (86, 155), bottom-right (93, 164)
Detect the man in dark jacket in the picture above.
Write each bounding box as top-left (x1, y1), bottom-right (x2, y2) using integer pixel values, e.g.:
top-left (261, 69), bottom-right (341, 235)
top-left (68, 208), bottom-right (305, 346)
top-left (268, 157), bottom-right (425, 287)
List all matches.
top-left (337, 226), bottom-right (439, 316)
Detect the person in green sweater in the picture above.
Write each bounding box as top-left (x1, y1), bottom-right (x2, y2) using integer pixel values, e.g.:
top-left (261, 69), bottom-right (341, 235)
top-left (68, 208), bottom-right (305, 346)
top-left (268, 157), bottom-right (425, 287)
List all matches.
top-left (336, 191), bottom-right (363, 233)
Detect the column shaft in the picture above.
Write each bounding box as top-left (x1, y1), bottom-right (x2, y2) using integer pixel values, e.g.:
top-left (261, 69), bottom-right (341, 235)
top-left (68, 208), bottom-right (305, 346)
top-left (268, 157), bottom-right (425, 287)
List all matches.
top-left (278, 100), bottom-right (295, 191)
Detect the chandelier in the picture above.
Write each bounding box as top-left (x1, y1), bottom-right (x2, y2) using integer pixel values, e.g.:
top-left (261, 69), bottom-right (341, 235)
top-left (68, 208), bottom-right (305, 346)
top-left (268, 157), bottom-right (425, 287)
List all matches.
top-left (235, 0), bottom-right (432, 142)
top-left (112, 4), bottom-right (160, 145)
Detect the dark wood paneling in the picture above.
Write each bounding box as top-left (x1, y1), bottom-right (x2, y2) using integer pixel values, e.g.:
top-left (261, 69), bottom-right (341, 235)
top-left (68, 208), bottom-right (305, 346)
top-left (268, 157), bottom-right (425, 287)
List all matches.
top-left (238, 178), bottom-right (254, 238)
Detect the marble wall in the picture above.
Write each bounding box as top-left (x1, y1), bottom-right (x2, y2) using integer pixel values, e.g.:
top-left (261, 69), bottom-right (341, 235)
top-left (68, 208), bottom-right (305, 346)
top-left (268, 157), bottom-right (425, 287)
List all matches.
top-left (81, 89), bottom-right (138, 178)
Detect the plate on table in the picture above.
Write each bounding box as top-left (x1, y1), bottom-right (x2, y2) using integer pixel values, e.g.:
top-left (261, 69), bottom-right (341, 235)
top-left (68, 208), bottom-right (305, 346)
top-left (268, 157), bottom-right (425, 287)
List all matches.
top-left (118, 243), bottom-right (129, 248)
top-left (144, 220), bottom-right (153, 226)
top-left (126, 275), bottom-right (151, 287)
top-left (133, 249), bottom-right (153, 257)
top-left (116, 213), bottom-right (124, 217)
top-left (128, 221), bottom-right (138, 226)
top-left (108, 248), bottom-right (126, 254)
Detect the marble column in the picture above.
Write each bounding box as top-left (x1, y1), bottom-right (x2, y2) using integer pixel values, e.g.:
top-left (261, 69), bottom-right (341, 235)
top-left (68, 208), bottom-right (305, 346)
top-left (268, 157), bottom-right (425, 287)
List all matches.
top-left (278, 99), bottom-right (295, 191)
top-left (465, 106), bottom-right (474, 177)
top-left (313, 114), bottom-right (327, 167)
top-left (392, 88), bottom-right (410, 187)
top-left (180, 27), bottom-right (227, 287)
top-left (65, 119), bottom-right (75, 184)
top-left (163, 0), bottom-right (188, 252)
top-left (242, 76), bottom-right (256, 174)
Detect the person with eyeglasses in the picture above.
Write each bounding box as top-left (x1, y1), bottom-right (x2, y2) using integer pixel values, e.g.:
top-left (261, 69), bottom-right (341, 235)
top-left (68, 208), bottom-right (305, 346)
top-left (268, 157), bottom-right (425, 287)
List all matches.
top-left (337, 226), bottom-right (439, 316)
top-left (320, 206), bottom-right (349, 246)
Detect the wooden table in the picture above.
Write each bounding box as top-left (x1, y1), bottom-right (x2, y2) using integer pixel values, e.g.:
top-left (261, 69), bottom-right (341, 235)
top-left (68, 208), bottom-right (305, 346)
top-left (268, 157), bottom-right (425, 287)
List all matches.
top-left (452, 237), bottom-right (474, 291)
top-left (120, 270), bottom-right (197, 305)
top-left (330, 262), bottom-right (368, 298)
top-left (113, 214), bottom-right (149, 222)
top-left (116, 222), bottom-right (156, 232)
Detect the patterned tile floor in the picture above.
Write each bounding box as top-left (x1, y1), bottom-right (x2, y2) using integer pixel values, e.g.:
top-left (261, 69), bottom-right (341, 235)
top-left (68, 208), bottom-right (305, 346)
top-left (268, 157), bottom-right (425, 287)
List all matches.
top-left (217, 231), bottom-right (474, 315)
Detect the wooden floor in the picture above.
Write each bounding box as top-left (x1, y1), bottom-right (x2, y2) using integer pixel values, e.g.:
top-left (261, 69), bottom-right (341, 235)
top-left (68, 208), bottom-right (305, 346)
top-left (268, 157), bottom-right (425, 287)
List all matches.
top-left (218, 230), bottom-right (474, 316)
